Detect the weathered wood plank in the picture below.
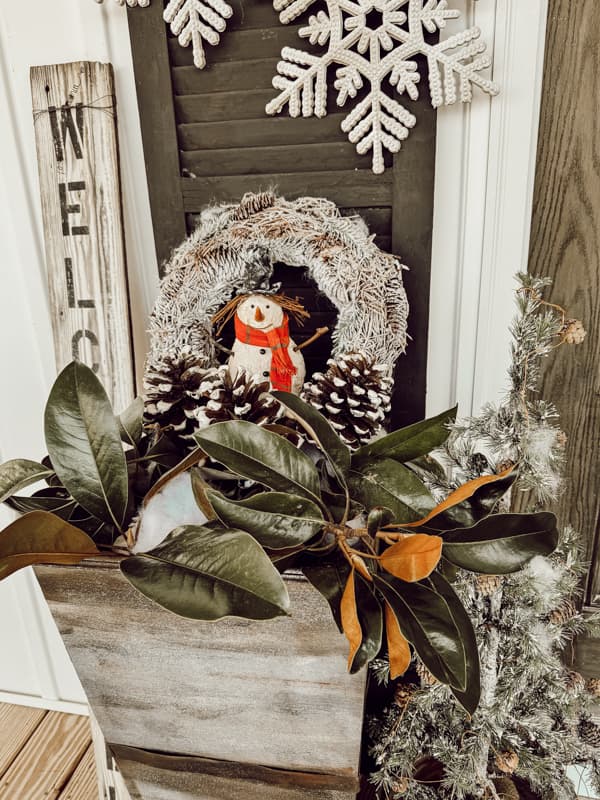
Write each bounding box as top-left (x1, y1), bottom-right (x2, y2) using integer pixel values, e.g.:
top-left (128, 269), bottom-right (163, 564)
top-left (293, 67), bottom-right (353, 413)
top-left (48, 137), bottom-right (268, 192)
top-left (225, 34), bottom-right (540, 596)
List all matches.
top-left (128, 3), bottom-right (187, 270)
top-left (0, 711), bottom-right (90, 800)
top-left (175, 89), bottom-right (275, 123)
top-left (168, 25), bottom-right (304, 65)
top-left (30, 62), bottom-right (134, 411)
top-left (227, 0), bottom-right (280, 30)
top-left (181, 141), bottom-right (369, 176)
top-left (0, 704), bottom-right (47, 777)
top-left (527, 0), bottom-right (600, 606)
top-left (178, 114), bottom-right (348, 150)
top-left (181, 173), bottom-right (393, 210)
top-left (58, 744), bottom-right (98, 800)
top-left (35, 560), bottom-right (366, 777)
top-left (112, 744), bottom-right (357, 800)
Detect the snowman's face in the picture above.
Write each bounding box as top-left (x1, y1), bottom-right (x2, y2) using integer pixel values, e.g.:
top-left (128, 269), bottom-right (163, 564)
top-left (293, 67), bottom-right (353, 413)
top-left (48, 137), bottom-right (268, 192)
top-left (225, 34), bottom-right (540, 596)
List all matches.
top-left (237, 295), bottom-right (284, 330)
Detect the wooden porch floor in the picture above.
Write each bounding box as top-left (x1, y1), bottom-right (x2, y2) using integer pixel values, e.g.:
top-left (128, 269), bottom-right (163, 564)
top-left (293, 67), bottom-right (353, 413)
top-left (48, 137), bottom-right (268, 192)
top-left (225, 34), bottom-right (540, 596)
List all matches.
top-left (0, 703), bottom-right (98, 800)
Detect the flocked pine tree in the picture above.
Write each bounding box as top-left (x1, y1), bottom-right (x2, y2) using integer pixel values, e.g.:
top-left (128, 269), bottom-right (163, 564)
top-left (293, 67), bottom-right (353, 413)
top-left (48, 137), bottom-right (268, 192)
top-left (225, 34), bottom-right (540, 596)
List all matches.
top-left (367, 274), bottom-right (600, 799)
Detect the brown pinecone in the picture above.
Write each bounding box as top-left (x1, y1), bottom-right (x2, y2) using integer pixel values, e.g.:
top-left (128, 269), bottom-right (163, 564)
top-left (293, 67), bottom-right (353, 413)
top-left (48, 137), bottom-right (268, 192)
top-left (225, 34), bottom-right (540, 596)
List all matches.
top-left (393, 683), bottom-right (417, 710)
top-left (494, 750), bottom-right (519, 775)
top-left (476, 574), bottom-right (504, 597)
top-left (390, 777), bottom-right (409, 795)
top-left (493, 777), bottom-right (520, 800)
top-left (195, 367), bottom-right (282, 430)
top-left (416, 660), bottom-right (438, 687)
top-left (230, 190), bottom-right (276, 220)
top-left (561, 318), bottom-right (586, 345)
top-left (564, 670), bottom-right (586, 694)
top-left (301, 353), bottom-right (393, 449)
top-left (143, 348), bottom-right (210, 440)
top-left (586, 677), bottom-right (600, 699)
top-left (579, 718), bottom-right (600, 749)
top-left (548, 599), bottom-right (578, 625)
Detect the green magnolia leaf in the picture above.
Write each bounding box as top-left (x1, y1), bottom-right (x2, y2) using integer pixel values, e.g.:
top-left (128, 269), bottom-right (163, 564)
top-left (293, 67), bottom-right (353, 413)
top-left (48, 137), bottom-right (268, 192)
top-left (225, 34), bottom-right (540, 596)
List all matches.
top-left (302, 552), bottom-right (351, 633)
top-left (353, 406), bottom-right (457, 464)
top-left (44, 362), bottom-right (128, 530)
top-left (423, 472), bottom-right (517, 531)
top-left (271, 391), bottom-right (350, 487)
top-left (367, 506), bottom-right (395, 537)
top-left (121, 524), bottom-right (290, 620)
top-left (322, 491), bottom-right (364, 524)
top-left (119, 397), bottom-right (144, 449)
top-left (350, 572), bottom-right (383, 673)
top-left (427, 572), bottom-right (480, 714)
top-left (0, 459), bottom-right (54, 504)
top-left (374, 573), bottom-right (467, 691)
top-left (6, 489), bottom-right (76, 520)
top-left (0, 511), bottom-right (99, 579)
top-left (195, 421), bottom-right (322, 506)
top-left (207, 491), bottom-right (324, 549)
top-left (349, 459), bottom-right (435, 524)
top-left (442, 512), bottom-right (559, 574)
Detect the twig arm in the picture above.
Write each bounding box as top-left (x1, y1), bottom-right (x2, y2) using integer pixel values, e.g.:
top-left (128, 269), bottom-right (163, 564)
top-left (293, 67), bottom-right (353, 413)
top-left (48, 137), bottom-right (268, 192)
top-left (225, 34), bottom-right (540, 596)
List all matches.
top-left (294, 326), bottom-right (329, 352)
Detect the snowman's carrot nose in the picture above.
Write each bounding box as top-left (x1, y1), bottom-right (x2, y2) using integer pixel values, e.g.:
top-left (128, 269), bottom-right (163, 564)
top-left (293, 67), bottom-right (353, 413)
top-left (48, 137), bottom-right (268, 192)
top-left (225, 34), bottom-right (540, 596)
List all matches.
top-left (254, 307), bottom-right (265, 322)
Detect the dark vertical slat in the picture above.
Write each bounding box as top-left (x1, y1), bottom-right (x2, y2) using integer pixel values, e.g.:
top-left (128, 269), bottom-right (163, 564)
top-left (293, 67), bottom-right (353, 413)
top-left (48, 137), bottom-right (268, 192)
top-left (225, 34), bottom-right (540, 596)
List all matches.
top-left (127, 3), bottom-right (186, 272)
top-left (390, 105), bottom-right (437, 429)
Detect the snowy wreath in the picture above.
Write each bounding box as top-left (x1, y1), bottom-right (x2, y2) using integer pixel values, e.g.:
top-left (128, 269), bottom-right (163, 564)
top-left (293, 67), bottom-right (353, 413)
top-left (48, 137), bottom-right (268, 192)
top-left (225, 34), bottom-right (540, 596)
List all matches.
top-left (144, 191), bottom-right (409, 449)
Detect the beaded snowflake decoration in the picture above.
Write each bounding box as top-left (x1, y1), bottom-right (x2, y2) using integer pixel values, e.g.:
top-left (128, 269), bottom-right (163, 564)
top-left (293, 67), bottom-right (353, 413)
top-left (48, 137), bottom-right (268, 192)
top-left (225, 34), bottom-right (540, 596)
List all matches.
top-left (266, 0), bottom-right (499, 173)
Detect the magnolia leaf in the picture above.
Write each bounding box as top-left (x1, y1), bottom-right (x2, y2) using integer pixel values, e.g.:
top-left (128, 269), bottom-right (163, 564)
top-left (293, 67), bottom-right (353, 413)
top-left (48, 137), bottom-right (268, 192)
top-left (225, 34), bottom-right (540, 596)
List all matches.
top-left (121, 524), bottom-right (290, 620)
top-left (195, 421), bottom-right (322, 505)
top-left (380, 534), bottom-right (443, 582)
top-left (366, 506), bottom-right (395, 537)
top-left (0, 459), bottom-right (54, 504)
top-left (271, 391), bottom-right (350, 487)
top-left (442, 512), bottom-right (559, 574)
top-left (207, 491), bottom-right (324, 549)
top-left (402, 469), bottom-right (514, 530)
top-left (349, 459), bottom-right (435, 524)
top-left (44, 362), bottom-right (128, 530)
top-left (341, 570), bottom-right (362, 670)
top-left (119, 397), bottom-right (144, 448)
top-left (351, 571), bottom-right (383, 673)
top-left (373, 574), bottom-right (467, 691)
top-left (302, 552), bottom-right (351, 632)
top-left (384, 602), bottom-right (411, 679)
top-left (6, 490), bottom-right (76, 520)
top-left (0, 511), bottom-right (99, 579)
top-left (353, 406), bottom-right (457, 463)
top-left (421, 472), bottom-right (517, 531)
top-left (427, 571), bottom-right (480, 714)
top-left (190, 468), bottom-right (218, 520)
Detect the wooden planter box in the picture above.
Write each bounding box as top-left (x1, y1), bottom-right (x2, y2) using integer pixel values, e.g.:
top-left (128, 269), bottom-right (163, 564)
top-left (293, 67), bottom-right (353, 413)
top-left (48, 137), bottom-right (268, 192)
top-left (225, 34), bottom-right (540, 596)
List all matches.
top-left (35, 558), bottom-right (367, 800)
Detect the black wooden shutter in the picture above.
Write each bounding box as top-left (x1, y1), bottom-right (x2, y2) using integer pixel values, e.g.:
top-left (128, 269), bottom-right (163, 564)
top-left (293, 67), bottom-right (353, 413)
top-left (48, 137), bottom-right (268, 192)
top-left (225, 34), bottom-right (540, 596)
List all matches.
top-left (127, 0), bottom-right (435, 426)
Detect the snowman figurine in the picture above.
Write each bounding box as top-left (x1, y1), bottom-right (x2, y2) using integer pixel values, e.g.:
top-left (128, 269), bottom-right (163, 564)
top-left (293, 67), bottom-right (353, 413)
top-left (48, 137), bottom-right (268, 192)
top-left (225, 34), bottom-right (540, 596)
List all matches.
top-left (221, 293), bottom-right (307, 394)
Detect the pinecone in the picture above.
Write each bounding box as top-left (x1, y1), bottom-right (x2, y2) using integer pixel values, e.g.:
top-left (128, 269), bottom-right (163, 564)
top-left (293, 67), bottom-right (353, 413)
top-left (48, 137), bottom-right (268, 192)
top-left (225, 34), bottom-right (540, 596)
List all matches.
top-left (476, 574), bottom-right (504, 597)
top-left (586, 677), bottom-right (600, 699)
top-left (390, 777), bottom-right (409, 795)
top-left (496, 458), bottom-right (515, 474)
top-left (564, 670), bottom-right (586, 694)
top-left (548, 599), bottom-right (578, 625)
top-left (579, 718), bottom-right (600, 749)
top-left (561, 318), bottom-right (586, 345)
top-left (143, 348), bottom-right (210, 440)
top-left (194, 367), bottom-right (282, 430)
top-left (494, 750), bottom-right (519, 775)
top-left (416, 660), bottom-right (438, 687)
top-left (467, 452), bottom-right (490, 475)
top-left (301, 353), bottom-right (393, 449)
top-left (393, 683), bottom-right (417, 710)
top-left (230, 190), bottom-right (276, 221)
top-left (493, 777), bottom-right (520, 800)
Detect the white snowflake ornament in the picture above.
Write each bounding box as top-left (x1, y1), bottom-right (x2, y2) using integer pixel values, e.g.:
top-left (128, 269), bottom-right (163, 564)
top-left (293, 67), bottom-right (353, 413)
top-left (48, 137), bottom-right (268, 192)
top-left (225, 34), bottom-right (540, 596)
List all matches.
top-left (164, 0), bottom-right (233, 69)
top-left (266, 0), bottom-right (499, 173)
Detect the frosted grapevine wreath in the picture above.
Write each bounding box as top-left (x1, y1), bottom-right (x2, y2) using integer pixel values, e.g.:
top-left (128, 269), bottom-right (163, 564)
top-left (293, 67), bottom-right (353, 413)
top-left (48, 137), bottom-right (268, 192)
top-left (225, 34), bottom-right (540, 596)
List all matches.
top-left (144, 191), bottom-right (409, 449)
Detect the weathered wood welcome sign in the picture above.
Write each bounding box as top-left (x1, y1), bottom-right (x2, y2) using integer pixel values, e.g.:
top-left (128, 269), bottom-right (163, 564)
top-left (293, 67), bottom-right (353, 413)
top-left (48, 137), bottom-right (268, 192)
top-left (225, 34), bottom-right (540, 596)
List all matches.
top-left (30, 61), bottom-right (134, 412)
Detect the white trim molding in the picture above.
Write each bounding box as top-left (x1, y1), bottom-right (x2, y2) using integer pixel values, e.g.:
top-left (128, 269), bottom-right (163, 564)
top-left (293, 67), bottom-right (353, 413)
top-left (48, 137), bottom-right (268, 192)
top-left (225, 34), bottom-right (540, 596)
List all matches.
top-left (427, 0), bottom-right (549, 417)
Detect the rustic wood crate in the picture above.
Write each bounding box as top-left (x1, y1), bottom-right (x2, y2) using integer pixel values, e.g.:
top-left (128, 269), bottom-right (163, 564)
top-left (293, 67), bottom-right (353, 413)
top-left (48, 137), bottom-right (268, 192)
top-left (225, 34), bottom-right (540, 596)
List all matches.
top-left (35, 558), bottom-right (366, 799)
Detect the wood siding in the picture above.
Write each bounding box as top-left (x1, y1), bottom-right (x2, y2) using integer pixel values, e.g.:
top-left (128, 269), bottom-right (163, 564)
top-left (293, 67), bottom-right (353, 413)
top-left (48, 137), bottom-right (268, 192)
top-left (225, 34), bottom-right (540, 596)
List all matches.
top-left (527, 0), bottom-right (600, 609)
top-left (127, 1), bottom-right (436, 425)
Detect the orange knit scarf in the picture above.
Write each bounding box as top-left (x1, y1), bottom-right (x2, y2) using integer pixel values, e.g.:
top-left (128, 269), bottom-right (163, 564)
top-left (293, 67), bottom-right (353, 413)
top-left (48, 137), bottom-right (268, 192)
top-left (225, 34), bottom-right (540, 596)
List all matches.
top-left (234, 313), bottom-right (297, 391)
